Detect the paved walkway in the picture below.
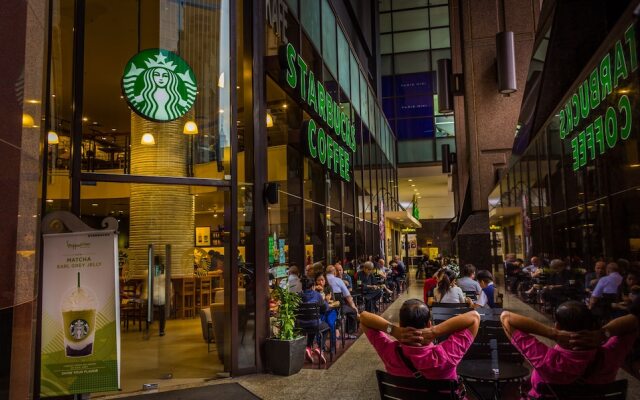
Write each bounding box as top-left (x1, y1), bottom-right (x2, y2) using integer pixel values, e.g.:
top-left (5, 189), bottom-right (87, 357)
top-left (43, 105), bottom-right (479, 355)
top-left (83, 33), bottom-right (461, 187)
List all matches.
top-left (113, 277), bottom-right (640, 399)
top-left (235, 280), bottom-right (640, 400)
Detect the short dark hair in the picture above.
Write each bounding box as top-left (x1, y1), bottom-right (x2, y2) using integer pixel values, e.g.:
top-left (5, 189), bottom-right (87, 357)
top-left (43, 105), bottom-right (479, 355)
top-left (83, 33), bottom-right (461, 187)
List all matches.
top-left (301, 277), bottom-right (314, 290)
top-left (399, 299), bottom-right (430, 329)
top-left (554, 301), bottom-right (596, 332)
top-left (476, 270), bottom-right (493, 283)
top-left (461, 264), bottom-right (476, 277)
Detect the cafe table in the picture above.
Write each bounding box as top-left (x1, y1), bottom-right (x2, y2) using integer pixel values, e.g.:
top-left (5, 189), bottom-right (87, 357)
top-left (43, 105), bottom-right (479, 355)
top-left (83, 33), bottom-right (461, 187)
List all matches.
top-left (457, 338), bottom-right (529, 400)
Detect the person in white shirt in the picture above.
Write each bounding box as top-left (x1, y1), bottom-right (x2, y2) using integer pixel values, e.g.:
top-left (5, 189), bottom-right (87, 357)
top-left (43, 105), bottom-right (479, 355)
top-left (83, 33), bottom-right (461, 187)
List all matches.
top-left (457, 264), bottom-right (482, 300)
top-left (434, 269), bottom-right (473, 306)
top-left (326, 265), bottom-right (359, 337)
top-left (287, 265), bottom-right (302, 293)
top-left (522, 256), bottom-right (541, 276)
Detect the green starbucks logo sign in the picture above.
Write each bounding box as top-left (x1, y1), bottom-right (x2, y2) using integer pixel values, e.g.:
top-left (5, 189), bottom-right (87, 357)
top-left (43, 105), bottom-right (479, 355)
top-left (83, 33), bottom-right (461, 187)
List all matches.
top-left (122, 49), bottom-right (197, 121)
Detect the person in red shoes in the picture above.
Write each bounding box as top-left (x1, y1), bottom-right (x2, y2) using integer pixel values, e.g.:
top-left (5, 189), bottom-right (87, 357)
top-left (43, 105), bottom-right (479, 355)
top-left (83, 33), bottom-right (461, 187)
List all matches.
top-left (299, 277), bottom-right (329, 364)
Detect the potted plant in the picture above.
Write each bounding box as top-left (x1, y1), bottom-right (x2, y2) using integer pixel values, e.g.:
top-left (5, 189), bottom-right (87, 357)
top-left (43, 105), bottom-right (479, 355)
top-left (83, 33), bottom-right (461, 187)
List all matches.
top-left (265, 286), bottom-right (305, 376)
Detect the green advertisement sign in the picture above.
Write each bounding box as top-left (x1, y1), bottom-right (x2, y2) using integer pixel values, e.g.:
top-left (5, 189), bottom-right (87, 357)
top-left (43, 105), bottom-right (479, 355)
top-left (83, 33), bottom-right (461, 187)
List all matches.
top-left (558, 23), bottom-right (637, 171)
top-left (281, 42), bottom-right (356, 182)
top-left (268, 235), bottom-right (275, 264)
top-left (121, 48), bottom-right (197, 122)
top-left (40, 229), bottom-right (120, 397)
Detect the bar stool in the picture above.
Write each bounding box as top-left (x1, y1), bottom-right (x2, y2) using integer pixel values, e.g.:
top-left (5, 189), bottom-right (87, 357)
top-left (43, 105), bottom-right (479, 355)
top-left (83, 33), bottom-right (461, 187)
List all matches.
top-left (181, 277), bottom-right (196, 318)
top-left (198, 277), bottom-right (212, 309)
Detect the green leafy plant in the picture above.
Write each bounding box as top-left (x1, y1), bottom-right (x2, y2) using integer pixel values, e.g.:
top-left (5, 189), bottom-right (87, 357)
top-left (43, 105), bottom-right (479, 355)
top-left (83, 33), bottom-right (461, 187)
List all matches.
top-left (272, 286), bottom-right (301, 340)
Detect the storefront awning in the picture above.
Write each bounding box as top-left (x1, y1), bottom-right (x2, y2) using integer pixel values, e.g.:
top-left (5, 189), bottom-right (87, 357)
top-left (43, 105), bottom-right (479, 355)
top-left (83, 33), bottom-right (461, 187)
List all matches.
top-left (386, 210), bottom-right (422, 228)
top-left (488, 206), bottom-right (521, 223)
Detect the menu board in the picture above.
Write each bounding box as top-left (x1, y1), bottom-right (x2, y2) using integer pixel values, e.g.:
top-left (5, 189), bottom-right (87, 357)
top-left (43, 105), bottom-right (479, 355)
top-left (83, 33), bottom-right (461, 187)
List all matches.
top-left (40, 230), bottom-right (120, 397)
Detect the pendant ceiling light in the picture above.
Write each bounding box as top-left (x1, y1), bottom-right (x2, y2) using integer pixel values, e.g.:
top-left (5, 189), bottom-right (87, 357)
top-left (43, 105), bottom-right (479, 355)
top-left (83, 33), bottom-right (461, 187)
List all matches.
top-left (183, 120), bottom-right (199, 134)
top-left (140, 133), bottom-right (156, 145)
top-left (47, 130), bottom-right (59, 145)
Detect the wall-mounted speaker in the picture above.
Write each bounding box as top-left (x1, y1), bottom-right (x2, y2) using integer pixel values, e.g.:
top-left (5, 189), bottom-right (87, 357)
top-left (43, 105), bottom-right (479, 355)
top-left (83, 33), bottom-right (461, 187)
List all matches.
top-left (265, 182), bottom-right (280, 204)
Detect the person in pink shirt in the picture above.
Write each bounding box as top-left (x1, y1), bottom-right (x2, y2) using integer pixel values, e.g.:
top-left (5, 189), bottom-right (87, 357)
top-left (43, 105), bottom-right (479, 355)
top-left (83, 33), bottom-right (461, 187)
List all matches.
top-left (360, 299), bottom-right (480, 380)
top-left (501, 300), bottom-right (639, 398)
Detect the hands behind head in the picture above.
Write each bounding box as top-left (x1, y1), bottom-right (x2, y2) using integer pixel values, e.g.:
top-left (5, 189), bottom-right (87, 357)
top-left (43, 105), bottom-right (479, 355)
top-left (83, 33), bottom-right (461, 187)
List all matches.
top-left (550, 327), bottom-right (604, 350)
top-left (394, 326), bottom-right (435, 347)
top-left (567, 329), bottom-right (605, 349)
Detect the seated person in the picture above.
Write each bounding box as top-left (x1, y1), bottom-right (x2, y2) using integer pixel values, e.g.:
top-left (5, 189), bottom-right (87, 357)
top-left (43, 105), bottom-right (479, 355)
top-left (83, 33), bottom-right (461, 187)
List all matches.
top-left (423, 268), bottom-right (446, 304)
top-left (457, 264), bottom-right (482, 300)
top-left (589, 262), bottom-right (623, 310)
top-left (393, 255), bottom-right (406, 277)
top-left (584, 261), bottom-right (606, 293)
top-left (314, 273), bottom-right (339, 335)
top-left (335, 263), bottom-right (353, 289)
top-left (286, 265), bottom-right (302, 293)
top-left (510, 256), bottom-right (542, 292)
top-left (299, 278), bottom-right (330, 363)
top-left (433, 269), bottom-right (472, 306)
top-left (612, 271), bottom-right (639, 314)
top-left (528, 259), bottom-right (571, 309)
top-left (475, 269), bottom-right (496, 308)
top-left (360, 299), bottom-right (480, 380)
top-left (361, 261), bottom-right (385, 312)
top-left (501, 300), bottom-right (639, 399)
top-left (326, 265), bottom-right (359, 338)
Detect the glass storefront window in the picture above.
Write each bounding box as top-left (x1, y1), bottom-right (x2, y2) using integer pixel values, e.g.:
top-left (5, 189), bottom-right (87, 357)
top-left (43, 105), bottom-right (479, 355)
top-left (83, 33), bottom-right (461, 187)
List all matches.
top-left (300, 0), bottom-right (320, 52)
top-left (337, 28), bottom-right (350, 98)
top-left (79, 181), bottom-right (231, 391)
top-left (78, 0), bottom-right (231, 180)
top-left (46, 0), bottom-right (74, 212)
top-left (350, 51), bottom-right (361, 116)
top-left (321, 0), bottom-right (337, 79)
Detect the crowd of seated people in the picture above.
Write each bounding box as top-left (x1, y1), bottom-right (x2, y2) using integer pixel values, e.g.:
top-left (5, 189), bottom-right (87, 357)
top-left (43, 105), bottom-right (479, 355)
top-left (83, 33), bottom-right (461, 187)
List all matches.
top-left (276, 255), bottom-right (408, 364)
top-left (422, 263), bottom-right (499, 309)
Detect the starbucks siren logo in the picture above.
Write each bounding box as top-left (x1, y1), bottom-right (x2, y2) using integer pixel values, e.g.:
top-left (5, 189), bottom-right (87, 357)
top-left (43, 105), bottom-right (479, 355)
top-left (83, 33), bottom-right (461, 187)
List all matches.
top-left (69, 319), bottom-right (90, 340)
top-left (122, 49), bottom-right (197, 122)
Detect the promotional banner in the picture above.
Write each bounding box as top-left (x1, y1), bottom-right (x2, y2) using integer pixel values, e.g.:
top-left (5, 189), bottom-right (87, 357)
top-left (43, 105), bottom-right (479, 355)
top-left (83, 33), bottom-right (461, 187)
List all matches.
top-left (40, 230), bottom-right (120, 397)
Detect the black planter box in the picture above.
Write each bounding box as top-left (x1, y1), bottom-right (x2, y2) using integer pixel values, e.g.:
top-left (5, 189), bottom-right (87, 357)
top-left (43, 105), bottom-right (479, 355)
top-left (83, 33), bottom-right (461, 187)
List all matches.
top-left (265, 336), bottom-right (306, 376)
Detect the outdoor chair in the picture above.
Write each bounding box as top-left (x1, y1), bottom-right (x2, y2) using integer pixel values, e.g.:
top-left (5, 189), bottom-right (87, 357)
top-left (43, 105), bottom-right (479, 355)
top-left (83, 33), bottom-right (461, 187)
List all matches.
top-left (535, 379), bottom-right (627, 399)
top-left (376, 370), bottom-right (463, 400)
top-left (295, 303), bottom-right (331, 365)
top-left (332, 292), bottom-right (347, 349)
top-left (463, 290), bottom-right (478, 301)
top-left (432, 302), bottom-right (472, 309)
top-left (591, 293), bottom-right (619, 325)
top-left (198, 308), bottom-right (214, 352)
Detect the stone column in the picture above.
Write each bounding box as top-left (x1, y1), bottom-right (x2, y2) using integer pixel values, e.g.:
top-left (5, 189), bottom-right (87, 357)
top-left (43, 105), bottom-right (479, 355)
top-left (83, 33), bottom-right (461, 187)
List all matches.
top-left (129, 113), bottom-right (195, 278)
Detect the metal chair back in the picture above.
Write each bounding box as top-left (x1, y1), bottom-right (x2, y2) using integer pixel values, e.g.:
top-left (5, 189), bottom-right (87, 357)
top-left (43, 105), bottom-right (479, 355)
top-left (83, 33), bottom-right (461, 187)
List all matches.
top-left (376, 370), bottom-right (462, 400)
top-left (536, 379), bottom-right (627, 399)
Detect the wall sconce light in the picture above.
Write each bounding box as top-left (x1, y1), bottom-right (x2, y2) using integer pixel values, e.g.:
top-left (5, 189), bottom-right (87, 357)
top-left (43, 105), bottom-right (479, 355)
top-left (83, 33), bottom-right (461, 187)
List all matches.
top-left (183, 120), bottom-right (199, 134)
top-left (496, 31), bottom-right (517, 95)
top-left (141, 133), bottom-right (156, 145)
top-left (22, 113), bottom-right (35, 128)
top-left (47, 130), bottom-right (59, 145)
top-left (441, 143), bottom-right (457, 173)
top-left (436, 59), bottom-right (454, 114)
top-left (266, 110), bottom-right (274, 128)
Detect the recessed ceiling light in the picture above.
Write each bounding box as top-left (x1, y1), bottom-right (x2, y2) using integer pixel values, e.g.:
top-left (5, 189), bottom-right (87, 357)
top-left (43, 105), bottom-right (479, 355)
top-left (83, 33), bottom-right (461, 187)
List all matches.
top-left (82, 117), bottom-right (88, 122)
top-left (408, 179), bottom-right (413, 182)
top-left (46, 199), bottom-right (53, 203)
top-left (91, 203), bottom-right (98, 207)
top-left (411, 184), bottom-right (415, 187)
